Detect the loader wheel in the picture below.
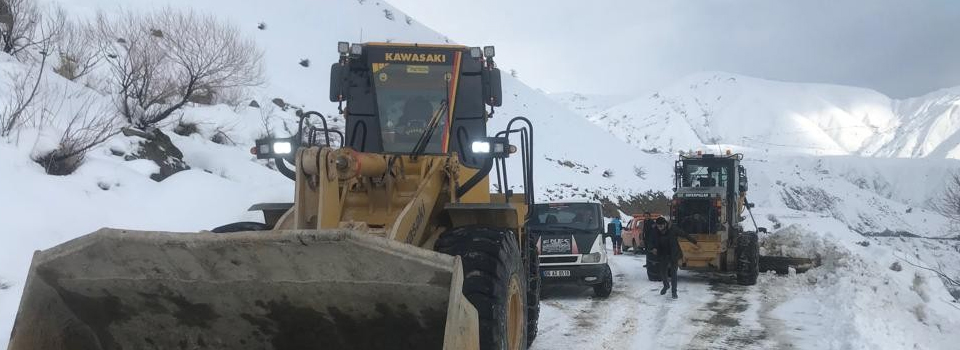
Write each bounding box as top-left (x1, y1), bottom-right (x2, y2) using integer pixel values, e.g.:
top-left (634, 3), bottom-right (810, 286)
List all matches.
top-left (210, 221), bottom-right (270, 233)
top-left (736, 231), bottom-right (760, 286)
top-left (436, 226), bottom-right (527, 350)
top-left (593, 264), bottom-right (613, 298)
top-left (526, 232), bottom-right (540, 347)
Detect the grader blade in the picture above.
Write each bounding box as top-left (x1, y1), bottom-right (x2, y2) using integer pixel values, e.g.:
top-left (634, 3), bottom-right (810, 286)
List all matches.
top-left (759, 255), bottom-right (821, 274)
top-left (8, 228), bottom-right (478, 350)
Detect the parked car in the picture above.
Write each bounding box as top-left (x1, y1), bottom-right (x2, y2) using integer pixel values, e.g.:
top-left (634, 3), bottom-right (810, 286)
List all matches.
top-left (621, 213), bottom-right (663, 254)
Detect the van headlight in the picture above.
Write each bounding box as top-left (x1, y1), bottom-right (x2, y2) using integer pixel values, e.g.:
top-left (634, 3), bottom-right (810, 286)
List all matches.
top-left (581, 252), bottom-right (601, 263)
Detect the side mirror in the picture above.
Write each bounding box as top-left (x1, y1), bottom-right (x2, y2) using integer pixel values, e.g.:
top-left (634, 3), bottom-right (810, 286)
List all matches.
top-left (329, 63), bottom-right (347, 102)
top-left (746, 202), bottom-right (755, 209)
top-left (482, 67), bottom-right (503, 107)
top-left (758, 227), bottom-right (768, 233)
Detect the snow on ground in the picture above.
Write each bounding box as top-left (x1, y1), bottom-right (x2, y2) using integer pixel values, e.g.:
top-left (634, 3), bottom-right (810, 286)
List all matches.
top-left (533, 216), bottom-right (960, 350)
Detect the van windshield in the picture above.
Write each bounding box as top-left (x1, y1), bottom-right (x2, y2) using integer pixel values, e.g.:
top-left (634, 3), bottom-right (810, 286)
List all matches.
top-left (530, 203), bottom-right (601, 230)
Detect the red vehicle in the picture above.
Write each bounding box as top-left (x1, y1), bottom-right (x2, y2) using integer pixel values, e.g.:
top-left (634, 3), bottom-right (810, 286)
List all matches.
top-left (621, 213), bottom-right (663, 254)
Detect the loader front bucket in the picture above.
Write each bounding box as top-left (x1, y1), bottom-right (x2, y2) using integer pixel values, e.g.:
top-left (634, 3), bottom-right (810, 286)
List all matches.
top-left (8, 228), bottom-right (479, 350)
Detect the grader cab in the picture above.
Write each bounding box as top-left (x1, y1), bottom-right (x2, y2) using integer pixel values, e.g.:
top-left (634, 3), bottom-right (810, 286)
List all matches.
top-left (9, 42), bottom-right (539, 350)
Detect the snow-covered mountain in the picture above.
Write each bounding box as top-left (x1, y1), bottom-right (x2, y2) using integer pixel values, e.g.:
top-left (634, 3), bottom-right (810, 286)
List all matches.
top-left (590, 72), bottom-right (960, 159)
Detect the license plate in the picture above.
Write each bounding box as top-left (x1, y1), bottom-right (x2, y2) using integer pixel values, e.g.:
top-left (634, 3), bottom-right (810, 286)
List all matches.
top-left (543, 270), bottom-right (571, 277)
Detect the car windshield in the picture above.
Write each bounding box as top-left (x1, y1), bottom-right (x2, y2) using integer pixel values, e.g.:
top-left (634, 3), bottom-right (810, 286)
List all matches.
top-left (530, 203), bottom-right (601, 230)
top-left (372, 62), bottom-right (455, 154)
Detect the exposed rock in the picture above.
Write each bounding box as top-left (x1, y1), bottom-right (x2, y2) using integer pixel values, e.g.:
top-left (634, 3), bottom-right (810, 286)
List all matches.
top-left (122, 127), bottom-right (190, 181)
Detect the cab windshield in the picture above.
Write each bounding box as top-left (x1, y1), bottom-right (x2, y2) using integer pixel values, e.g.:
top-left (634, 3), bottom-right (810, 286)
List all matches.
top-left (530, 203), bottom-right (601, 230)
top-left (372, 62), bottom-right (454, 154)
top-left (681, 162), bottom-right (729, 189)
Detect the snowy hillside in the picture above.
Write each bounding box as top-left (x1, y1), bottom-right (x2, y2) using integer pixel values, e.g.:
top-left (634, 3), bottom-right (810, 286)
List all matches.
top-left (548, 92), bottom-right (629, 120)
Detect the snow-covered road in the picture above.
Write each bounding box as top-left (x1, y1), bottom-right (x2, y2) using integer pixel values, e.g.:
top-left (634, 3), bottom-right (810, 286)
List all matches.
top-left (531, 246), bottom-right (792, 350)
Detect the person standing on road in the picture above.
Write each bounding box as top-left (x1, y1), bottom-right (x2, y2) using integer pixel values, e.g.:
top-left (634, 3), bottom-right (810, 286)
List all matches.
top-left (610, 217), bottom-right (623, 255)
top-left (650, 217), bottom-right (699, 299)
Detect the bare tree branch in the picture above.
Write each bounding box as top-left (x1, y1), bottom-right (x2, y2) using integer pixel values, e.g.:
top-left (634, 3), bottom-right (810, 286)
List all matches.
top-left (53, 17), bottom-right (101, 81)
top-left (0, 50), bottom-right (46, 136)
top-left (95, 8), bottom-right (263, 129)
top-left (32, 89), bottom-right (121, 175)
top-left (0, 0), bottom-right (63, 60)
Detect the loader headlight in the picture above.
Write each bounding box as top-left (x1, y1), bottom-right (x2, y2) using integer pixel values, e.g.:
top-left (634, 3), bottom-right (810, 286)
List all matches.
top-left (483, 46), bottom-right (495, 58)
top-left (581, 252), bottom-right (602, 263)
top-left (350, 43), bottom-right (363, 55)
top-left (254, 137), bottom-right (296, 160)
top-left (337, 41), bottom-right (350, 54)
top-left (273, 141), bottom-right (292, 154)
top-left (472, 137), bottom-right (512, 158)
top-left (469, 47), bottom-right (482, 59)
top-left (472, 141), bottom-right (491, 153)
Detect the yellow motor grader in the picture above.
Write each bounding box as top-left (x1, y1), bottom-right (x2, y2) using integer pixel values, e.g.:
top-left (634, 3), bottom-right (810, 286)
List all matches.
top-left (646, 151), bottom-right (818, 285)
top-left (9, 43), bottom-right (539, 350)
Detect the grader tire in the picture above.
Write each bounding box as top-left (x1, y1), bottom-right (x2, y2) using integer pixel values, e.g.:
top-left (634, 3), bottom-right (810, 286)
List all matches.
top-left (436, 226), bottom-right (528, 350)
top-left (736, 231), bottom-right (760, 286)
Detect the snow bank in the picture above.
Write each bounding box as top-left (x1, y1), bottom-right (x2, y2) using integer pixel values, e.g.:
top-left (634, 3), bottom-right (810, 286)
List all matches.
top-left (760, 222), bottom-right (960, 349)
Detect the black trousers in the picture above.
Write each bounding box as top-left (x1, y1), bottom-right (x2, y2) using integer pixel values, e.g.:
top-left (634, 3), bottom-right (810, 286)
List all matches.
top-left (613, 236), bottom-right (622, 249)
top-left (661, 258), bottom-right (679, 293)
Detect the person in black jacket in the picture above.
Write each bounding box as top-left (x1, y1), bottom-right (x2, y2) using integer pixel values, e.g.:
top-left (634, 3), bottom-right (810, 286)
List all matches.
top-left (650, 216), bottom-right (699, 299)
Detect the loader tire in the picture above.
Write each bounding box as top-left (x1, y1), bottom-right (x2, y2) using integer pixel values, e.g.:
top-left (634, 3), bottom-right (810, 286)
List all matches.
top-left (526, 232), bottom-right (540, 347)
top-left (210, 221), bottom-right (270, 233)
top-left (436, 226), bottom-right (528, 350)
top-left (736, 231), bottom-right (760, 286)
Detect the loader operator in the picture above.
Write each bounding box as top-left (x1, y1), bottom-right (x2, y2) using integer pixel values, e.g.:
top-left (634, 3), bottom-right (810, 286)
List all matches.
top-left (395, 96), bottom-right (436, 140)
top-left (651, 217), bottom-right (699, 299)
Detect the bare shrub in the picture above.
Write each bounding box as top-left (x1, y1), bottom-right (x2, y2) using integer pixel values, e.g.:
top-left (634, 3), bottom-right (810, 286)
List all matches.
top-left (33, 94), bottom-right (120, 175)
top-left (215, 86), bottom-right (251, 112)
top-left (53, 18), bottom-right (100, 81)
top-left (258, 101), bottom-right (277, 138)
top-left (933, 172), bottom-right (960, 226)
top-left (0, 1), bottom-right (64, 59)
top-left (0, 51), bottom-right (46, 137)
top-left (96, 8), bottom-right (264, 129)
top-left (633, 165), bottom-right (646, 179)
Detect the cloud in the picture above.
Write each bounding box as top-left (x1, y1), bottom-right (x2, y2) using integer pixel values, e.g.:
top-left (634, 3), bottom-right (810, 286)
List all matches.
top-left (389, 0), bottom-right (960, 98)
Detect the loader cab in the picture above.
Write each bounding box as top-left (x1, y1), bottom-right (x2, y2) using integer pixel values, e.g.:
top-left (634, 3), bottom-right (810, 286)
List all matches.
top-left (330, 42), bottom-right (503, 168)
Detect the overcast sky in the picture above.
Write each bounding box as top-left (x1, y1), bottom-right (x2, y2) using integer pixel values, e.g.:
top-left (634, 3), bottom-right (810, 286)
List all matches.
top-left (388, 0), bottom-right (960, 98)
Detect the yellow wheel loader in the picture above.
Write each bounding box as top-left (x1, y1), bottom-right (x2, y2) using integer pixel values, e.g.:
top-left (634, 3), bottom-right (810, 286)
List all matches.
top-left (9, 42), bottom-right (539, 350)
